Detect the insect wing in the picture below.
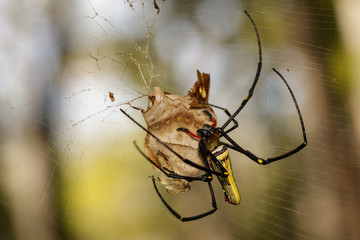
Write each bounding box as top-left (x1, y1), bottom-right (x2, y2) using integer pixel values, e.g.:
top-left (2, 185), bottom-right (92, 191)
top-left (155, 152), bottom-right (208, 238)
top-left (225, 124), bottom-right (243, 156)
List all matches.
top-left (188, 69), bottom-right (210, 107)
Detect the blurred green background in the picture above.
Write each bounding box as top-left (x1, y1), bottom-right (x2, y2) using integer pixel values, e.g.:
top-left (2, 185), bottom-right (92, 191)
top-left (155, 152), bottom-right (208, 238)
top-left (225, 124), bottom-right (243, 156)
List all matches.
top-left (1, 0), bottom-right (360, 239)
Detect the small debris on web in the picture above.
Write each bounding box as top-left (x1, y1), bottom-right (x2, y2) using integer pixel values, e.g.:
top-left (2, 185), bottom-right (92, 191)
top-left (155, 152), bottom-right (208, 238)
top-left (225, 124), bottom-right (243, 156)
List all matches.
top-left (153, 0), bottom-right (160, 15)
top-left (108, 91), bottom-right (115, 102)
top-left (142, 70), bottom-right (216, 193)
top-left (188, 70), bottom-right (210, 107)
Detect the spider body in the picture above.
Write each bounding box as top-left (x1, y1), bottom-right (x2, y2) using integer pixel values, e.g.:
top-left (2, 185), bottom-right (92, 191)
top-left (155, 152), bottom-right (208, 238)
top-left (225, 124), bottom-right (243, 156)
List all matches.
top-left (178, 112), bottom-right (240, 205)
top-left (120, 10), bottom-right (307, 222)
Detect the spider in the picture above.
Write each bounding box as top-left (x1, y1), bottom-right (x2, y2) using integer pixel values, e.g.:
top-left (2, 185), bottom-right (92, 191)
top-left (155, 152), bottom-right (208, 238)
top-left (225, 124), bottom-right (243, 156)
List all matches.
top-left (120, 10), bottom-right (307, 222)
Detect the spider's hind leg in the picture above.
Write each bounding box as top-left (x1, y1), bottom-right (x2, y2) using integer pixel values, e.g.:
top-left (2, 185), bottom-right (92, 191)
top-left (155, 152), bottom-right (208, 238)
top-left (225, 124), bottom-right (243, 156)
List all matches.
top-left (152, 177), bottom-right (217, 222)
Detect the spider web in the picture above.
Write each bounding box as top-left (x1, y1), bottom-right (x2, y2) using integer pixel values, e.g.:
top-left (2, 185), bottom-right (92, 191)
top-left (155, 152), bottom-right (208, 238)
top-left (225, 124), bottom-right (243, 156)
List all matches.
top-left (1, 0), bottom-right (360, 240)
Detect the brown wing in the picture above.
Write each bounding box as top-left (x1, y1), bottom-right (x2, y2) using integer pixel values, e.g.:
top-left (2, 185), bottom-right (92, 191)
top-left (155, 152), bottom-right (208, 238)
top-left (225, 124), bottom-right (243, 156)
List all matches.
top-left (188, 69), bottom-right (210, 107)
top-left (108, 91), bottom-right (115, 102)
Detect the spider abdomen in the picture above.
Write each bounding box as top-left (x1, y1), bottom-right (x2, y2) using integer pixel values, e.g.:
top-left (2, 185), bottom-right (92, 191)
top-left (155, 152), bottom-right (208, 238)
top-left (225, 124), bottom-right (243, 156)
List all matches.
top-left (211, 145), bottom-right (241, 205)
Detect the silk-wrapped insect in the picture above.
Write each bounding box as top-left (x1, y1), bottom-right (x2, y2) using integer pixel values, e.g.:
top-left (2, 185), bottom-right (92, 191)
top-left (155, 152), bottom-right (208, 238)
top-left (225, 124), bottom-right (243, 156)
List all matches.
top-left (141, 70), bottom-right (217, 194)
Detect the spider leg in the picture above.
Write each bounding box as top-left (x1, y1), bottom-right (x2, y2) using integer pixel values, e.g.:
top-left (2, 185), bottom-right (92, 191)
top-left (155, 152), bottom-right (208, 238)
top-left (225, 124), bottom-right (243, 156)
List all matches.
top-left (194, 101), bottom-right (239, 133)
top-left (198, 140), bottom-right (229, 175)
top-left (133, 133), bottom-right (218, 221)
top-left (121, 109), bottom-right (227, 178)
top-left (272, 68), bottom-right (307, 144)
top-left (132, 130), bottom-right (218, 221)
top-left (152, 177), bottom-right (217, 222)
top-left (220, 131), bottom-right (306, 165)
top-left (177, 111), bottom-right (230, 175)
top-left (221, 10), bottom-right (262, 131)
top-left (133, 141), bottom-right (212, 182)
top-left (206, 104), bottom-right (239, 133)
top-left (219, 68), bottom-right (307, 165)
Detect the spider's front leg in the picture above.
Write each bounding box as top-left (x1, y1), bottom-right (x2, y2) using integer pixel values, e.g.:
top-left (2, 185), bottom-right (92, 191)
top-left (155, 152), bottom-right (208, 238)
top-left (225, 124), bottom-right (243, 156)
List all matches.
top-left (194, 101), bottom-right (239, 133)
top-left (218, 68), bottom-right (307, 165)
top-left (221, 10), bottom-right (263, 131)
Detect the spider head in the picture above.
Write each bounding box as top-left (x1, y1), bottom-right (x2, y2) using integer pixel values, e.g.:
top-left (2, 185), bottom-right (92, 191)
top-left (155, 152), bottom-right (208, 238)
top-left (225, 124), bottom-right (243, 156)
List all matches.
top-left (197, 124), bottom-right (220, 152)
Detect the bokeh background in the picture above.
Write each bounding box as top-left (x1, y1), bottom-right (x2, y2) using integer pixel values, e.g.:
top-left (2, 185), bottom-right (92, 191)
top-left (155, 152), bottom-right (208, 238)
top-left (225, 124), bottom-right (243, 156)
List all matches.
top-left (1, 0), bottom-right (360, 239)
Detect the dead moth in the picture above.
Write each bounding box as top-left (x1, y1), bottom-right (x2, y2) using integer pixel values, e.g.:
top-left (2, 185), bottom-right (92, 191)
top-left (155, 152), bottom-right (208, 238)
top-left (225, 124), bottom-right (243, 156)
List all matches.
top-left (142, 70), bottom-right (216, 193)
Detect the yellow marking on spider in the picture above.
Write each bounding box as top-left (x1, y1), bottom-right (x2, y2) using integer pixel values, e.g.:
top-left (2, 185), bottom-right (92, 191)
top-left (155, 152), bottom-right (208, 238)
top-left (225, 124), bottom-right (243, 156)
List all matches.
top-left (244, 96), bottom-right (249, 100)
top-left (213, 148), bottom-right (240, 205)
top-left (258, 159), bottom-right (263, 164)
top-left (217, 150), bottom-right (227, 160)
